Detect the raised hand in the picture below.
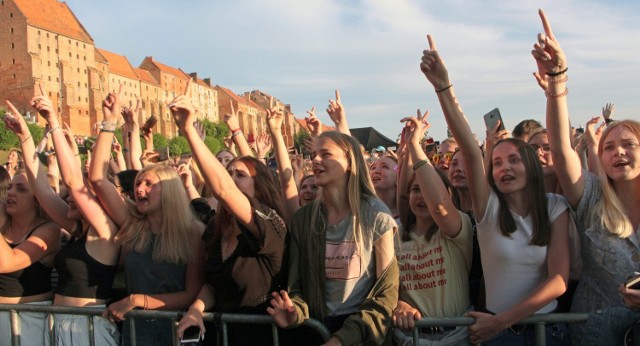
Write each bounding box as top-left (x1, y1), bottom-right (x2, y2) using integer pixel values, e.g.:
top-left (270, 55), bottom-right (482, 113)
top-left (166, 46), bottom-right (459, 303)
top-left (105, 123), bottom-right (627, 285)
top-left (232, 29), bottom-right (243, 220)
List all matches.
top-left (305, 107), bottom-right (322, 137)
top-left (121, 99), bottom-right (141, 126)
top-left (4, 101), bottom-right (30, 138)
top-left (169, 81), bottom-right (196, 130)
top-left (266, 290), bottom-right (298, 328)
top-left (102, 85), bottom-right (123, 123)
top-left (420, 35), bottom-right (451, 90)
top-left (255, 133), bottom-right (272, 158)
top-left (30, 84), bottom-right (58, 124)
top-left (223, 100), bottom-right (241, 131)
top-left (602, 102), bottom-right (615, 121)
top-left (531, 10), bottom-right (567, 76)
top-left (400, 110), bottom-right (430, 147)
top-left (266, 97), bottom-right (285, 133)
top-left (584, 116), bottom-right (605, 147)
top-left (326, 90), bottom-right (347, 126)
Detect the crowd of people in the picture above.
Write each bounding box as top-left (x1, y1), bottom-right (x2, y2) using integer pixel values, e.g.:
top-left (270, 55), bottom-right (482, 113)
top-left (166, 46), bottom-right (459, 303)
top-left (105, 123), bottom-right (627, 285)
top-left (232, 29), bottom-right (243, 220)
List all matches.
top-left (0, 9), bottom-right (638, 346)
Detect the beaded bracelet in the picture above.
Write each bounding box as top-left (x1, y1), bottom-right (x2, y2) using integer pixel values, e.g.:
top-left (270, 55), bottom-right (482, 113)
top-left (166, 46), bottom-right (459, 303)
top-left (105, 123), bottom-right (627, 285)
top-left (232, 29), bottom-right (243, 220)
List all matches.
top-left (545, 88), bottom-right (568, 98)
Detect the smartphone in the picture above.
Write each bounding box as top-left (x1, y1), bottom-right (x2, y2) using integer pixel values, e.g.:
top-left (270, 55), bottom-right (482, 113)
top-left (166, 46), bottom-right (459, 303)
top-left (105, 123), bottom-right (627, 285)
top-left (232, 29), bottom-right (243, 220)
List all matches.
top-left (180, 326), bottom-right (202, 344)
top-left (483, 108), bottom-right (505, 132)
top-left (626, 272), bottom-right (640, 289)
top-left (141, 115), bottom-right (158, 132)
top-left (155, 147), bottom-right (170, 162)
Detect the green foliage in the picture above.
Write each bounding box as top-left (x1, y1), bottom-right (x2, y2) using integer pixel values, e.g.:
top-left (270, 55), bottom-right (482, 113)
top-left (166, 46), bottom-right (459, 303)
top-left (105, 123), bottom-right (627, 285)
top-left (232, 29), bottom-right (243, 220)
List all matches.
top-left (203, 119), bottom-right (229, 139)
top-left (153, 133), bottom-right (169, 149)
top-left (0, 109), bottom-right (45, 150)
top-left (168, 136), bottom-right (190, 157)
top-left (204, 136), bottom-right (222, 155)
top-left (294, 127), bottom-right (310, 153)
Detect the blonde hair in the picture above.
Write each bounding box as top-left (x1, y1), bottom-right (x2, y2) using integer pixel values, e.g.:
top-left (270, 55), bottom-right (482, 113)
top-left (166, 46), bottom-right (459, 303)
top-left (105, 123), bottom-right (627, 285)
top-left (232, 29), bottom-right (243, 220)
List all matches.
top-left (116, 164), bottom-right (199, 264)
top-left (595, 120), bottom-right (640, 238)
top-left (310, 132), bottom-right (377, 253)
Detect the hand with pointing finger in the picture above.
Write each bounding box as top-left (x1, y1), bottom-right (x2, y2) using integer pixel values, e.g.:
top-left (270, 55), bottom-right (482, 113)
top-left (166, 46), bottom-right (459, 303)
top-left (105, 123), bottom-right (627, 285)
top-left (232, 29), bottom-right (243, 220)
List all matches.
top-left (326, 90), bottom-right (350, 134)
top-left (420, 35), bottom-right (452, 91)
top-left (531, 10), bottom-right (567, 77)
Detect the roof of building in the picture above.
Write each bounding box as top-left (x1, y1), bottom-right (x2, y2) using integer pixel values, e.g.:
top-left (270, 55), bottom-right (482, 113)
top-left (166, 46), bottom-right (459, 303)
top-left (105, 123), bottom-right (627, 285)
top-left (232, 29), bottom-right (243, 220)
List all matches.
top-left (134, 68), bottom-right (159, 86)
top-left (144, 57), bottom-right (189, 79)
top-left (96, 48), bottom-right (138, 80)
top-left (14, 0), bottom-right (93, 43)
top-left (216, 85), bottom-right (251, 106)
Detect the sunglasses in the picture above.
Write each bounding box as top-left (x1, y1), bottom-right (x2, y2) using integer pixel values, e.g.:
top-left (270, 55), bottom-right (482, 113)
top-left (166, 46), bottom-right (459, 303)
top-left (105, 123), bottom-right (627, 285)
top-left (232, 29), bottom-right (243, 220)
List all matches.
top-left (530, 144), bottom-right (551, 153)
top-left (431, 152), bottom-right (454, 164)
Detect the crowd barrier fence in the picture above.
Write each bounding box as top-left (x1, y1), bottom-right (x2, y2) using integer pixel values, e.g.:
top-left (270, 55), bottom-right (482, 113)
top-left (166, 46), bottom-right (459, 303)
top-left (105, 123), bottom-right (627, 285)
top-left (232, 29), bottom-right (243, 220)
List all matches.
top-left (0, 303), bottom-right (589, 346)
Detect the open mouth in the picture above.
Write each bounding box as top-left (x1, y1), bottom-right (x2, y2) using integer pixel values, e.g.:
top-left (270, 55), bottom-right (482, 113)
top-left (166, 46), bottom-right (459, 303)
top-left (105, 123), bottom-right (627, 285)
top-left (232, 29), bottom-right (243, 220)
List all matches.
top-left (313, 168), bottom-right (323, 175)
top-left (302, 194), bottom-right (314, 201)
top-left (501, 175), bottom-right (516, 183)
top-left (613, 160), bottom-right (629, 168)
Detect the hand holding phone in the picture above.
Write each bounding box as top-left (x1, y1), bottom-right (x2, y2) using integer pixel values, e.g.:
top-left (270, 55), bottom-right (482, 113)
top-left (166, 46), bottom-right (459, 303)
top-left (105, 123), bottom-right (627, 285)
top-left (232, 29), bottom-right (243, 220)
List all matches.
top-left (154, 147), bottom-right (170, 162)
top-left (625, 272), bottom-right (640, 289)
top-left (180, 326), bottom-right (202, 344)
top-left (483, 108), bottom-right (505, 133)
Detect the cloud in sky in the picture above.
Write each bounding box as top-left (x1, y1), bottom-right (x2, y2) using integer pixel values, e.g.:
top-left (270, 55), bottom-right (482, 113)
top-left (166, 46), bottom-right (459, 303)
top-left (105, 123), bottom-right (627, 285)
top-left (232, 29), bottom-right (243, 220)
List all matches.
top-left (66, 0), bottom-right (640, 140)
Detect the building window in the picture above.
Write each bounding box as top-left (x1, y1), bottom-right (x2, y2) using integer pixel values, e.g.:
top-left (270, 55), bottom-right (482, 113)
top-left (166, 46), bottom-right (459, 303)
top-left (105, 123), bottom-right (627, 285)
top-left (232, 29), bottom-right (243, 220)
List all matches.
top-left (37, 44), bottom-right (40, 49)
top-left (10, 28), bottom-right (13, 33)
top-left (11, 43), bottom-right (14, 49)
top-left (47, 46), bottom-right (50, 52)
top-left (77, 82), bottom-right (80, 87)
top-left (10, 12), bottom-right (13, 17)
top-left (48, 76), bottom-right (51, 81)
top-left (12, 74), bottom-right (15, 79)
top-left (12, 58), bottom-right (15, 64)
top-left (47, 61), bottom-right (50, 66)
top-left (46, 33), bottom-right (49, 37)
top-left (75, 42), bottom-right (78, 47)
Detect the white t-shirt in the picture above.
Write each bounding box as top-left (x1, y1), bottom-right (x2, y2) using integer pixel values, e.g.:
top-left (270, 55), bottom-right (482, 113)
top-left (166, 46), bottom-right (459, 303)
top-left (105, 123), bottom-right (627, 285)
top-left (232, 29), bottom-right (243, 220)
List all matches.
top-left (477, 191), bottom-right (569, 314)
top-left (394, 211), bottom-right (473, 317)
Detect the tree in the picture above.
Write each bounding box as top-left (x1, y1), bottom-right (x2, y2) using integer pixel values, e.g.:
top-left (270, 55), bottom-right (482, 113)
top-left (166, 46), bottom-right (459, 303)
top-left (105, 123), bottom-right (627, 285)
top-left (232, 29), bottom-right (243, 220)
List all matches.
top-left (294, 127), bottom-right (310, 154)
top-left (168, 136), bottom-right (190, 158)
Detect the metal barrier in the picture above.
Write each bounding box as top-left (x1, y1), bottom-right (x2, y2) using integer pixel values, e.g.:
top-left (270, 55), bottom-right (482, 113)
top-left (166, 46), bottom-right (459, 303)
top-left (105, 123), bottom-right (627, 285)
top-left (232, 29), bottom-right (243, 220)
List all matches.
top-left (0, 304), bottom-right (332, 346)
top-left (412, 313), bottom-right (589, 346)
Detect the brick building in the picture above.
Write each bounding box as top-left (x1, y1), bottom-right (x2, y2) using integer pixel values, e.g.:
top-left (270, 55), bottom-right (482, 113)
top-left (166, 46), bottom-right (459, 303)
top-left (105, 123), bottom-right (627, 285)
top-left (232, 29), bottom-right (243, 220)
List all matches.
top-left (216, 85), bottom-right (265, 143)
top-left (244, 90), bottom-right (301, 148)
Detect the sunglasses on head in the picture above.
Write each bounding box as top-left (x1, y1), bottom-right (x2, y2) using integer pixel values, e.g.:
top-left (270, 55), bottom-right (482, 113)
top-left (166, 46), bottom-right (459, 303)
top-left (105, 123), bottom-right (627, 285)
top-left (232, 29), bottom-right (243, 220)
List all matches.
top-left (431, 152), bottom-right (454, 164)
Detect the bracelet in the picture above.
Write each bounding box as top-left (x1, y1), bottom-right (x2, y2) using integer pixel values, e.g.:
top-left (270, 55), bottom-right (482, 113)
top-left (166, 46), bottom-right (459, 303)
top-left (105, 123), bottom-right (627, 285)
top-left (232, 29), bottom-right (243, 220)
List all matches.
top-left (413, 159), bottom-right (430, 171)
top-left (435, 84), bottom-right (453, 93)
top-left (143, 294), bottom-right (148, 310)
top-left (46, 126), bottom-right (61, 137)
top-left (605, 118), bottom-right (614, 124)
top-left (547, 75), bottom-right (568, 84)
top-left (101, 121), bottom-right (117, 132)
top-left (231, 130), bottom-right (242, 138)
top-left (230, 128), bottom-right (241, 135)
top-left (123, 148), bottom-right (129, 153)
top-left (20, 135), bottom-right (32, 144)
top-left (100, 129), bottom-right (115, 133)
top-left (545, 88), bottom-right (568, 98)
top-left (546, 67), bottom-right (568, 77)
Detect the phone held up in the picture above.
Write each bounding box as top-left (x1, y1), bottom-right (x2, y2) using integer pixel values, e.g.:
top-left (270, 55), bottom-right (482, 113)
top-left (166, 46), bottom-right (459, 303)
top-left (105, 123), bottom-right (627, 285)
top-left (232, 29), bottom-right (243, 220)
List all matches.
top-left (141, 115), bottom-right (158, 133)
top-left (626, 272), bottom-right (640, 290)
top-left (483, 108), bottom-right (505, 133)
top-left (180, 326), bottom-right (203, 344)
top-left (154, 147), bottom-right (170, 162)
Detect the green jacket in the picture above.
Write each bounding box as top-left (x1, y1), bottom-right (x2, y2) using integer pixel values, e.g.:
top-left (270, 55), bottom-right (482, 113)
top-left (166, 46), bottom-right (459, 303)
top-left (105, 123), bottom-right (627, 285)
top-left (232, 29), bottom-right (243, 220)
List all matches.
top-left (287, 202), bottom-right (399, 345)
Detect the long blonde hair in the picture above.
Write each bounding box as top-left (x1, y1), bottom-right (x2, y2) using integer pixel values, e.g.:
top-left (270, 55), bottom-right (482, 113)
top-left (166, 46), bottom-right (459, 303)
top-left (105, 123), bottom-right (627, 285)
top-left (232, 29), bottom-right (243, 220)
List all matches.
top-left (310, 132), bottom-right (378, 252)
top-left (595, 120), bottom-right (640, 238)
top-left (116, 164), bottom-right (199, 264)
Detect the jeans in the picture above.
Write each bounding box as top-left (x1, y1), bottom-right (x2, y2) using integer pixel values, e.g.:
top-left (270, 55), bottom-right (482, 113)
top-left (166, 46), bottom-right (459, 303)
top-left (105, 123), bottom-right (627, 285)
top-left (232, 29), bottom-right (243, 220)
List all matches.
top-left (483, 323), bottom-right (568, 346)
top-left (577, 306), bottom-right (640, 346)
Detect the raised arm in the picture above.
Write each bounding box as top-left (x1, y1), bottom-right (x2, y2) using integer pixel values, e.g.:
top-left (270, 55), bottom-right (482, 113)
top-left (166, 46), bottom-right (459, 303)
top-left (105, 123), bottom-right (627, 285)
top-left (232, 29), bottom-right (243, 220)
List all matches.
top-left (403, 115), bottom-right (462, 236)
top-left (584, 116), bottom-right (605, 174)
top-left (122, 100), bottom-right (143, 170)
top-left (223, 101), bottom-right (253, 157)
top-left (170, 87), bottom-right (256, 231)
top-left (420, 34), bottom-right (490, 221)
top-left (532, 10), bottom-right (583, 207)
top-left (88, 86), bottom-right (130, 226)
top-left (266, 97), bottom-right (299, 222)
top-left (326, 90), bottom-right (351, 135)
top-left (31, 86), bottom-right (119, 240)
top-left (4, 101), bottom-right (74, 231)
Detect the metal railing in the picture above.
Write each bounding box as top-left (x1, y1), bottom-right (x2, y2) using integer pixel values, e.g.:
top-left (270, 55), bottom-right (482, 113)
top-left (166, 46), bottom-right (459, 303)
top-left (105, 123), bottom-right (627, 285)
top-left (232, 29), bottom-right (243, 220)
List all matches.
top-left (0, 304), bottom-right (332, 346)
top-left (412, 313), bottom-right (589, 346)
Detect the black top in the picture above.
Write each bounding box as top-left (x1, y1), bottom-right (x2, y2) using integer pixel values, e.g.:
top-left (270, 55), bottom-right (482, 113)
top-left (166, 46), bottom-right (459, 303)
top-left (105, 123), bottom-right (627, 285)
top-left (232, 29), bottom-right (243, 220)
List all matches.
top-left (0, 223), bottom-right (53, 297)
top-left (54, 233), bottom-right (117, 299)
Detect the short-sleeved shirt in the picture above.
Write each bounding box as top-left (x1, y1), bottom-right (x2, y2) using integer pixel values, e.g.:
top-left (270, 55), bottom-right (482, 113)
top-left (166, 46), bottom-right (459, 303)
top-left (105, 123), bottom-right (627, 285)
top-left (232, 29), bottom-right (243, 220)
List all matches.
top-left (324, 198), bottom-right (397, 316)
top-left (478, 191), bottom-right (569, 314)
top-left (395, 211), bottom-right (473, 317)
top-left (572, 173), bottom-right (640, 313)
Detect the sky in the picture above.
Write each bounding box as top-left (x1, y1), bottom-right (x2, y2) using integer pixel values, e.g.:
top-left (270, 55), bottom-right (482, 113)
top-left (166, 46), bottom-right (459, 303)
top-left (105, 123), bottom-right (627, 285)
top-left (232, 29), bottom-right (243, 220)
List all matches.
top-left (64, 0), bottom-right (640, 142)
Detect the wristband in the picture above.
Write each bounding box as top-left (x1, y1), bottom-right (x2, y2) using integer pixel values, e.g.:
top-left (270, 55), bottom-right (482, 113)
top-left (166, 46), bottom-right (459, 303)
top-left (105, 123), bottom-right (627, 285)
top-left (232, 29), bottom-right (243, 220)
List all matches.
top-left (231, 130), bottom-right (242, 138)
top-left (545, 88), bottom-right (568, 98)
top-left (100, 129), bottom-right (115, 133)
top-left (605, 118), bottom-right (614, 124)
top-left (46, 126), bottom-right (61, 137)
top-left (413, 159), bottom-right (430, 171)
top-left (435, 84), bottom-right (453, 93)
top-left (100, 121), bottom-right (117, 132)
top-left (20, 135), bottom-right (32, 144)
top-left (546, 67), bottom-right (568, 77)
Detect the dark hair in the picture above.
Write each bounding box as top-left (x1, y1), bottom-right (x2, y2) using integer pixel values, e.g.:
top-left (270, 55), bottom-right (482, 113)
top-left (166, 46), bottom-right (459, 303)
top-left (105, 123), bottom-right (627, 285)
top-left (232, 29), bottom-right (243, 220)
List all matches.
top-left (512, 119), bottom-right (543, 140)
top-left (208, 156), bottom-right (285, 249)
top-left (116, 169), bottom-right (139, 199)
top-left (400, 169), bottom-right (459, 242)
top-left (487, 138), bottom-right (550, 246)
